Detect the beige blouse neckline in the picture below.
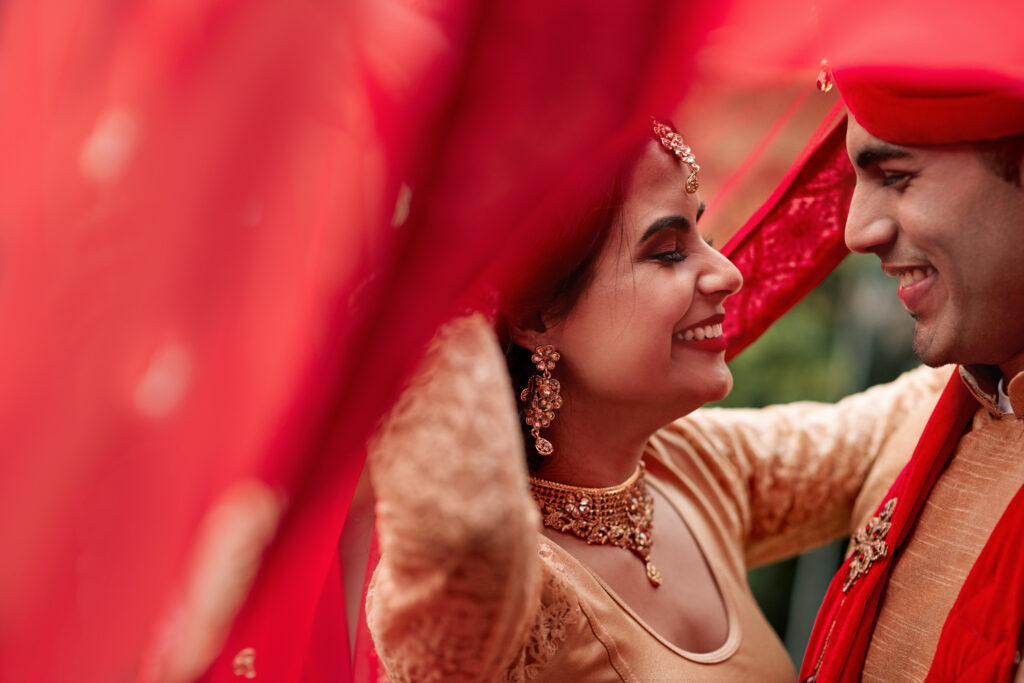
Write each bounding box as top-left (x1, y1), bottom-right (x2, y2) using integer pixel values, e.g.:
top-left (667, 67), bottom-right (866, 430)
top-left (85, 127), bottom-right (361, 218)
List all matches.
top-left (541, 467), bottom-right (742, 664)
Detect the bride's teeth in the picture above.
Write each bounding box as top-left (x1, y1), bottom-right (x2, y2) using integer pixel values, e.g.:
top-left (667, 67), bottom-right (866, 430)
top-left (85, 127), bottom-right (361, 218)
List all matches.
top-left (677, 321), bottom-right (725, 341)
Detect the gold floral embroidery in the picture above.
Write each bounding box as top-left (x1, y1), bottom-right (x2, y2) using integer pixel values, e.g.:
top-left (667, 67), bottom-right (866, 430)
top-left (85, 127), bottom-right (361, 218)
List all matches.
top-left (232, 647), bottom-right (256, 678)
top-left (844, 497), bottom-right (897, 592)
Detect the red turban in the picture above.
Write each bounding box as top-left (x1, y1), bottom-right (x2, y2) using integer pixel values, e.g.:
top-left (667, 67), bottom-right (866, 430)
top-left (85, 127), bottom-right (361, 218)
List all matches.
top-left (819, 0), bottom-right (1024, 144)
top-left (834, 65), bottom-right (1024, 145)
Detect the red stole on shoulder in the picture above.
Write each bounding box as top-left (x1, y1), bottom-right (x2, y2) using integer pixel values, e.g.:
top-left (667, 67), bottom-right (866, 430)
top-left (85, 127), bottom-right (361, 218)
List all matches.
top-left (799, 369), bottom-right (1019, 682)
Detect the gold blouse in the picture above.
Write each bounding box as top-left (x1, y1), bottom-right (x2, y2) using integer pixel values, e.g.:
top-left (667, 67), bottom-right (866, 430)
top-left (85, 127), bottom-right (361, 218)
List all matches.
top-left (365, 316), bottom-right (950, 682)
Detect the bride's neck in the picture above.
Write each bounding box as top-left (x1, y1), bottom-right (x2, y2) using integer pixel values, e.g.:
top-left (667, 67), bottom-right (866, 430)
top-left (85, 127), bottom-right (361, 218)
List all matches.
top-left (529, 401), bottom-right (653, 487)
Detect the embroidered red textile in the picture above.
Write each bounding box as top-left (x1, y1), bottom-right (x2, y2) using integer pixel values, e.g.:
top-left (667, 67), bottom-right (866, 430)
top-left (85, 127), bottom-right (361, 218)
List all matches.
top-left (799, 373), bottom-right (977, 682)
top-left (721, 103), bottom-right (853, 360)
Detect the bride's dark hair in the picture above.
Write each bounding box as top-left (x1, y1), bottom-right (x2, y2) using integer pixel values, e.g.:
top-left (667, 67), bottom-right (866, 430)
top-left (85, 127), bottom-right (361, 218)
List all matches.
top-left (496, 154), bottom-right (638, 472)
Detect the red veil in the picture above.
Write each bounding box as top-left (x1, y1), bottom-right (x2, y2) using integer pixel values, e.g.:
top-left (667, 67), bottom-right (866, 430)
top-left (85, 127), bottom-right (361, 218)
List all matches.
top-left (0, 0), bottom-right (862, 680)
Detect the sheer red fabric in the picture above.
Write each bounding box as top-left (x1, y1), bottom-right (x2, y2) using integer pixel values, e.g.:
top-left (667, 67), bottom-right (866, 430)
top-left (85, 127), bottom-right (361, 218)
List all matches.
top-left (198, 4), bottom-right (727, 681)
top-left (0, 0), bottom-right (367, 679)
top-left (0, 1), bottom-right (730, 681)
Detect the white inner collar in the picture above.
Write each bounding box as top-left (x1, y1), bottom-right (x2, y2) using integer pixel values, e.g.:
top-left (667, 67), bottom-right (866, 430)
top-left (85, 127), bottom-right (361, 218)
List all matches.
top-left (997, 376), bottom-right (1014, 415)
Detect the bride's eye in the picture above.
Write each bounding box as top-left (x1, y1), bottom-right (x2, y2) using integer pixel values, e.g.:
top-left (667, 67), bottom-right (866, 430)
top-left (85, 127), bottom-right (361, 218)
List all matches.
top-left (651, 249), bottom-right (687, 263)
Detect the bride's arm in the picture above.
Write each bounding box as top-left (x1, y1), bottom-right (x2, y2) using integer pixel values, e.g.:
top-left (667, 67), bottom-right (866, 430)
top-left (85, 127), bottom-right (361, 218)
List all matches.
top-left (652, 364), bottom-right (952, 566)
top-left (364, 315), bottom-right (542, 682)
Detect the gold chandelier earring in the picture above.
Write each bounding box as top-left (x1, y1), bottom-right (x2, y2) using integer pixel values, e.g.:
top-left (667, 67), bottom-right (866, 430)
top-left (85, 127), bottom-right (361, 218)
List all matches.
top-left (521, 344), bottom-right (563, 456)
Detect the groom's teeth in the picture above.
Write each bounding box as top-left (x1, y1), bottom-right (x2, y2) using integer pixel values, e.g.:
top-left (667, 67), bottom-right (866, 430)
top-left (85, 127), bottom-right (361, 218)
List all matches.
top-left (897, 267), bottom-right (934, 286)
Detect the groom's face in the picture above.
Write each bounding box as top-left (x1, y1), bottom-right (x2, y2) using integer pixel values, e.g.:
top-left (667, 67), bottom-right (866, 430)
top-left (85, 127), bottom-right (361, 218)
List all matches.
top-left (844, 117), bottom-right (1024, 370)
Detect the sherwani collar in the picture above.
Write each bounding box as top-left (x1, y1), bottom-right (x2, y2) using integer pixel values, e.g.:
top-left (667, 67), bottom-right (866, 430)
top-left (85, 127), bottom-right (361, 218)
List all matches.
top-left (960, 365), bottom-right (1024, 418)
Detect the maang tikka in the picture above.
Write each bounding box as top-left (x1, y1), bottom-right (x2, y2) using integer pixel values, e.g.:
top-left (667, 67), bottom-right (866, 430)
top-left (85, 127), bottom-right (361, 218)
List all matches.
top-left (521, 345), bottom-right (563, 455)
top-left (651, 118), bottom-right (700, 194)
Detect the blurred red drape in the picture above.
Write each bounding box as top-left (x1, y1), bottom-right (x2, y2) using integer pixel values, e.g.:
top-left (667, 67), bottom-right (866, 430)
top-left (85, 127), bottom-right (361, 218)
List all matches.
top-left (0, 1), bottom-right (730, 681)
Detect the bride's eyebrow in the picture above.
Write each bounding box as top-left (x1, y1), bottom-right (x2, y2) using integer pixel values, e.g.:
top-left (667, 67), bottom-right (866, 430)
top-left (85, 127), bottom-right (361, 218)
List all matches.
top-left (635, 215), bottom-right (690, 248)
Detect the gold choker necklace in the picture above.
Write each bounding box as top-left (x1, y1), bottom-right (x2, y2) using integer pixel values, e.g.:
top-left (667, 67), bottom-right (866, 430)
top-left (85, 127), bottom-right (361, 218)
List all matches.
top-left (529, 462), bottom-right (661, 587)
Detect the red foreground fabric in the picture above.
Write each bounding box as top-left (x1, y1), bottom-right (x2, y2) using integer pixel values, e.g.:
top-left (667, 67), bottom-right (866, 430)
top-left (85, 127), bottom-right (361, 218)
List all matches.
top-left (197, 3), bottom-right (726, 680)
top-left (0, 1), bottom-right (734, 681)
top-left (0, 0), bottom-right (367, 679)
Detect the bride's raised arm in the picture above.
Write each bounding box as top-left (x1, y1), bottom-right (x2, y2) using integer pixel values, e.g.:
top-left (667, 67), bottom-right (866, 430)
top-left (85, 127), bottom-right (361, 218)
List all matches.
top-left (365, 315), bottom-right (543, 682)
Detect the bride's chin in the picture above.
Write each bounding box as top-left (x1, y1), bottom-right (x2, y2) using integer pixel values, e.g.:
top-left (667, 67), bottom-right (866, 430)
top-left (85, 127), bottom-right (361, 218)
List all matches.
top-left (665, 377), bottom-right (733, 417)
top-left (695, 367), bottom-right (733, 404)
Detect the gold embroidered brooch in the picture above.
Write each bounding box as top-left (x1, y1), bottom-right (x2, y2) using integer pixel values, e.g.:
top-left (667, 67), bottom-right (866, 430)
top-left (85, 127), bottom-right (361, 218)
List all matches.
top-left (843, 497), bottom-right (897, 593)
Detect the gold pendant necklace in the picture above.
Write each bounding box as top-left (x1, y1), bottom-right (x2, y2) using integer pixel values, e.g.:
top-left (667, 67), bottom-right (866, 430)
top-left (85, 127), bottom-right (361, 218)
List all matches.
top-left (528, 461), bottom-right (661, 587)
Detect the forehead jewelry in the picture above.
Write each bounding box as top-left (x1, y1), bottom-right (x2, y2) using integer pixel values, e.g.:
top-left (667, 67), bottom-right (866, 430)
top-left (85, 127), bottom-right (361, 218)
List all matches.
top-left (816, 59), bottom-right (835, 93)
top-left (530, 461), bottom-right (662, 587)
top-left (651, 118), bottom-right (700, 194)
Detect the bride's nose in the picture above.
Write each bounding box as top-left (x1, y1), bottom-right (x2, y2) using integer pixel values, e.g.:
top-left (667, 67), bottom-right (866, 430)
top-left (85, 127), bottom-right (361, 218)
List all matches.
top-left (697, 248), bottom-right (742, 299)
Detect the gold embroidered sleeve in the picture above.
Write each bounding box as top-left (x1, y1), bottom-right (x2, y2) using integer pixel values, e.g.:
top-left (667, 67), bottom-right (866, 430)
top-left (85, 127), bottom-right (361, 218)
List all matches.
top-left (365, 316), bottom-right (544, 682)
top-left (654, 364), bottom-right (952, 567)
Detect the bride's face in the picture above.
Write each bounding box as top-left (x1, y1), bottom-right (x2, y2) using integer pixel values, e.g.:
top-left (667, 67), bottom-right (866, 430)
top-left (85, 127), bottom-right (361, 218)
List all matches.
top-left (541, 139), bottom-right (742, 420)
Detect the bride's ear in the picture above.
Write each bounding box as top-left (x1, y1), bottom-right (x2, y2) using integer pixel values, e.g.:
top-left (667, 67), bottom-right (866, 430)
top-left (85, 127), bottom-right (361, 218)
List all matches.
top-left (510, 312), bottom-right (559, 351)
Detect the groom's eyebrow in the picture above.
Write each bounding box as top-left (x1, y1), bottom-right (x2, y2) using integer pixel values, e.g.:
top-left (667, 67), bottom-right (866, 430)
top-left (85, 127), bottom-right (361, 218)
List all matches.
top-left (855, 143), bottom-right (911, 169)
top-left (636, 215), bottom-right (690, 247)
